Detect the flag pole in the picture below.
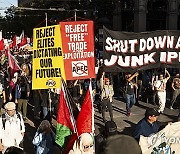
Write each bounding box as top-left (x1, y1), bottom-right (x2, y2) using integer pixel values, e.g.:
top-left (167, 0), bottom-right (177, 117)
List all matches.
top-left (135, 75), bottom-right (138, 99)
top-left (48, 88), bottom-right (52, 123)
top-left (74, 10), bottom-right (77, 21)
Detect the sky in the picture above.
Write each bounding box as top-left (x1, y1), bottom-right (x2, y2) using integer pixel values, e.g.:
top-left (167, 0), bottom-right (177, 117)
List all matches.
top-left (0, 0), bottom-right (17, 16)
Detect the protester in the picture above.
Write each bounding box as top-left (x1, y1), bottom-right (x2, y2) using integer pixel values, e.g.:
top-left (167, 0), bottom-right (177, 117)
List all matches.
top-left (15, 76), bottom-right (30, 121)
top-left (40, 89), bottom-right (50, 119)
top-left (33, 90), bottom-right (41, 120)
top-left (20, 63), bottom-right (29, 77)
top-left (124, 72), bottom-right (138, 116)
top-left (0, 78), bottom-right (6, 114)
top-left (95, 121), bottom-right (118, 154)
top-left (4, 146), bottom-right (24, 154)
top-left (102, 134), bottom-right (142, 154)
top-left (32, 120), bottom-right (55, 154)
top-left (1, 32), bottom-right (180, 154)
top-left (133, 108), bottom-right (160, 141)
top-left (69, 133), bottom-right (94, 154)
top-left (9, 75), bottom-right (17, 102)
top-left (67, 80), bottom-right (80, 101)
top-left (169, 73), bottom-right (180, 109)
top-left (154, 70), bottom-right (170, 113)
top-left (0, 102), bottom-right (25, 153)
top-left (151, 70), bottom-right (158, 105)
top-left (101, 77), bottom-right (114, 122)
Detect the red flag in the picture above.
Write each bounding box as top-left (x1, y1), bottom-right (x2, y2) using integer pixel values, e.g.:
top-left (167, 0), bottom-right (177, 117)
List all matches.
top-left (7, 50), bottom-right (20, 72)
top-left (10, 36), bottom-right (17, 48)
top-left (65, 80), bottom-right (94, 153)
top-left (55, 79), bottom-right (77, 148)
top-left (17, 30), bottom-right (24, 45)
top-left (76, 80), bottom-right (94, 135)
top-left (0, 39), bottom-right (4, 51)
top-left (18, 36), bottom-right (27, 47)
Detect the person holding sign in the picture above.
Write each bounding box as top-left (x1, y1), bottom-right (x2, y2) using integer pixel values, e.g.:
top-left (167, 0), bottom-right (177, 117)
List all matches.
top-left (125, 72), bottom-right (138, 117)
top-left (154, 70), bottom-right (170, 113)
top-left (133, 108), bottom-right (160, 141)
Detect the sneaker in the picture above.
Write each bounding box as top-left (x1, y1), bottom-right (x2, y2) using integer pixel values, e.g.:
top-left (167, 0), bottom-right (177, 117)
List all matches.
top-left (170, 106), bottom-right (173, 110)
top-left (34, 116), bottom-right (40, 120)
top-left (158, 110), bottom-right (163, 114)
top-left (23, 117), bottom-right (28, 121)
top-left (127, 112), bottom-right (131, 117)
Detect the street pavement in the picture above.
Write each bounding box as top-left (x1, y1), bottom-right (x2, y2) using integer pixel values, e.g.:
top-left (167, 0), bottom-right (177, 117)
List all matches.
top-left (22, 97), bottom-right (179, 153)
top-left (94, 97), bottom-right (179, 136)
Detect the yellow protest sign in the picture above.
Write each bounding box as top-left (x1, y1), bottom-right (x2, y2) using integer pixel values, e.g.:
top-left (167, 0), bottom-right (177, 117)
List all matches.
top-left (32, 25), bottom-right (66, 89)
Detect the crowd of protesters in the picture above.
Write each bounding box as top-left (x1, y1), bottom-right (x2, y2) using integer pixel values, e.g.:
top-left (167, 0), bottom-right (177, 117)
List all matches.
top-left (0, 46), bottom-right (180, 153)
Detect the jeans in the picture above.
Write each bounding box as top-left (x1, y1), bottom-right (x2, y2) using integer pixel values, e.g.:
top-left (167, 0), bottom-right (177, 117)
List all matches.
top-left (43, 107), bottom-right (54, 119)
top-left (125, 94), bottom-right (135, 112)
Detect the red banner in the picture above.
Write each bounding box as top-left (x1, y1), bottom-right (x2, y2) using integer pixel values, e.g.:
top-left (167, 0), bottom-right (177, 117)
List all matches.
top-left (60, 21), bottom-right (95, 80)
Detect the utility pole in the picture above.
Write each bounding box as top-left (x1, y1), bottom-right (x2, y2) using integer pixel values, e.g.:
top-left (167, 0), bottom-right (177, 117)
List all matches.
top-left (45, 12), bottom-right (48, 26)
top-left (74, 10), bottom-right (77, 21)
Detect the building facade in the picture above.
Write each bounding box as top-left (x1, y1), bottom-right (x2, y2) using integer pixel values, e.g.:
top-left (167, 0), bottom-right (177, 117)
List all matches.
top-left (18, 0), bottom-right (180, 32)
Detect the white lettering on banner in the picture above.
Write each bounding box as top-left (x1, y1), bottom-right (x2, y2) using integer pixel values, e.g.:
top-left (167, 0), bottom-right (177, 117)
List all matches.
top-left (69, 33), bottom-right (85, 42)
top-left (131, 55), bottom-right (144, 67)
top-left (104, 55), bottom-right (118, 66)
top-left (105, 36), bottom-right (180, 53)
top-left (105, 37), bottom-right (113, 51)
top-left (167, 52), bottom-right (178, 62)
top-left (129, 39), bottom-right (138, 53)
top-left (64, 51), bottom-right (94, 59)
top-left (120, 40), bottom-right (128, 53)
top-left (104, 51), bottom-right (180, 68)
top-left (139, 39), bottom-right (146, 52)
top-left (68, 42), bottom-right (87, 51)
top-left (147, 37), bottom-right (154, 51)
top-left (104, 53), bottom-right (156, 67)
top-left (118, 56), bottom-right (130, 67)
top-left (160, 52), bottom-right (166, 62)
top-left (65, 24), bottom-right (88, 33)
top-left (64, 23), bottom-right (90, 53)
top-left (144, 52), bottom-right (156, 64)
top-left (175, 37), bottom-right (180, 49)
top-left (167, 36), bottom-right (174, 49)
top-left (154, 36), bottom-right (167, 49)
top-left (72, 60), bottom-right (88, 77)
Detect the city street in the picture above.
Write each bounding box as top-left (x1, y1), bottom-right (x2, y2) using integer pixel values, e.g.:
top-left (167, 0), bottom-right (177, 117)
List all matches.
top-left (94, 97), bottom-right (179, 136)
top-left (22, 96), bottom-right (179, 154)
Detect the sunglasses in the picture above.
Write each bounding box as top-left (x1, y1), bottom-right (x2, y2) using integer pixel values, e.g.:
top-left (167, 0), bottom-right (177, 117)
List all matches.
top-left (83, 144), bottom-right (93, 150)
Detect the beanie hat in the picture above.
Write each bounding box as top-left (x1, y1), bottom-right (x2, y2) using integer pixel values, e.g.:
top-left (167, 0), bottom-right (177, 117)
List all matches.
top-left (4, 102), bottom-right (16, 110)
top-left (104, 135), bottom-right (142, 154)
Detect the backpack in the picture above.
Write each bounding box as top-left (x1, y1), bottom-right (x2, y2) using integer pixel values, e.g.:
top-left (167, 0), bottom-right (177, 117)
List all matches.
top-left (1, 112), bottom-right (22, 130)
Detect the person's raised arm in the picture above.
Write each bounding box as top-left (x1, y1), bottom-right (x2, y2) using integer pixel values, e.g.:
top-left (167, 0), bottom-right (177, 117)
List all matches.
top-left (172, 79), bottom-right (175, 90)
top-left (127, 72), bottom-right (139, 82)
top-left (100, 72), bottom-right (105, 90)
top-left (165, 70), bottom-right (170, 81)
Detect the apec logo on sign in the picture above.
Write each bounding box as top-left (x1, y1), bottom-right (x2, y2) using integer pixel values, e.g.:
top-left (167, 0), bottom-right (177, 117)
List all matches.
top-left (72, 60), bottom-right (88, 77)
